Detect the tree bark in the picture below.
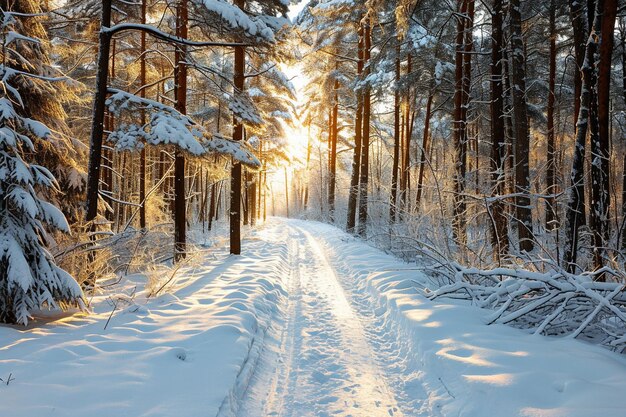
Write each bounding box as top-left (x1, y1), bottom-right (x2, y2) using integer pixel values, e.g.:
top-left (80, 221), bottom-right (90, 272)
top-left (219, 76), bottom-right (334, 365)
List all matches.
top-left (139, 0), bottom-right (147, 229)
top-left (85, 0), bottom-right (112, 225)
top-left (564, 0), bottom-right (600, 272)
top-left (243, 169), bottom-right (250, 226)
top-left (328, 66), bottom-right (339, 221)
top-left (414, 92), bottom-right (433, 214)
top-left (250, 171), bottom-right (257, 226)
top-left (489, 0), bottom-right (508, 260)
top-left (453, 0), bottom-right (471, 246)
top-left (619, 17), bottom-right (626, 250)
top-left (347, 24), bottom-right (364, 234)
top-left (591, 0), bottom-right (617, 272)
top-left (570, 0), bottom-right (588, 127)
top-left (230, 0), bottom-right (246, 254)
top-left (546, 0), bottom-right (558, 231)
top-left (103, 38), bottom-right (117, 223)
top-left (303, 123), bottom-right (312, 211)
top-left (390, 43), bottom-right (401, 223)
top-left (284, 166), bottom-right (290, 218)
top-left (173, 0), bottom-right (188, 262)
top-left (401, 55), bottom-right (413, 211)
top-left (357, 20), bottom-right (372, 237)
top-left (509, 0), bottom-right (534, 252)
top-left (208, 181), bottom-right (217, 231)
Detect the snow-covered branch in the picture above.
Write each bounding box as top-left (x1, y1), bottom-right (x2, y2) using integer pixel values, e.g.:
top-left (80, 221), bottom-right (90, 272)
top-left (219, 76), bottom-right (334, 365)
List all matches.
top-left (102, 23), bottom-right (250, 48)
top-left (425, 264), bottom-right (626, 353)
top-left (105, 89), bottom-right (260, 168)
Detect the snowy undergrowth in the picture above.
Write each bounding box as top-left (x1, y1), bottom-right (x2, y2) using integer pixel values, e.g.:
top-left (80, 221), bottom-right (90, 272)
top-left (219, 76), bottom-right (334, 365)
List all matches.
top-left (307, 221), bottom-right (626, 417)
top-left (0, 224), bottom-right (290, 417)
top-left (427, 265), bottom-right (626, 352)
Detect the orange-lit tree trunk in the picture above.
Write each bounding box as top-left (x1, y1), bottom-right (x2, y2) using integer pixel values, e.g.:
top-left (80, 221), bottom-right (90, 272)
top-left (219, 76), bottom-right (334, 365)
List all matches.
top-left (139, 0), bottom-right (147, 229)
top-left (357, 20), bottom-right (371, 237)
top-left (414, 92), bottom-right (433, 214)
top-left (303, 123), bottom-right (312, 211)
top-left (347, 24), bottom-right (364, 233)
top-left (230, 0), bottom-right (245, 254)
top-left (400, 55), bottom-right (413, 212)
top-left (328, 65), bottom-right (339, 222)
top-left (173, 0), bottom-right (188, 262)
top-left (390, 43), bottom-right (401, 222)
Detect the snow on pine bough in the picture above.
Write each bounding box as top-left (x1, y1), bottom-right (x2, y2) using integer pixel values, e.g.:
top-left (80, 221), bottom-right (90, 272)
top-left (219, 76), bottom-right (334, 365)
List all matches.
top-left (424, 263), bottom-right (626, 353)
top-left (105, 88), bottom-right (261, 168)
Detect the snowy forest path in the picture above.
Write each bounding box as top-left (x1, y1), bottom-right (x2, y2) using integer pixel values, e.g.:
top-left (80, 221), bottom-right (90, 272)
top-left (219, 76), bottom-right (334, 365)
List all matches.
top-left (238, 219), bottom-right (414, 417)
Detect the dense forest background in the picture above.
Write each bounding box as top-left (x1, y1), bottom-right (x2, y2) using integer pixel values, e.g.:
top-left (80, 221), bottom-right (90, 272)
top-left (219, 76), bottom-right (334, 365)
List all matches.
top-left (1, 0), bottom-right (626, 343)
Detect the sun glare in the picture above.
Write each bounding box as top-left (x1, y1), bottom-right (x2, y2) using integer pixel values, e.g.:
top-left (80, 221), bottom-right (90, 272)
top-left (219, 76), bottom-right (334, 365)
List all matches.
top-left (283, 124), bottom-right (310, 164)
top-left (279, 61), bottom-right (312, 164)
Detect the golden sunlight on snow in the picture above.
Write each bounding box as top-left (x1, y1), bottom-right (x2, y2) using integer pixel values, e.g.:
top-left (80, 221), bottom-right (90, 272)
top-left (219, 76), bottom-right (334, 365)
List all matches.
top-left (463, 373), bottom-right (516, 387)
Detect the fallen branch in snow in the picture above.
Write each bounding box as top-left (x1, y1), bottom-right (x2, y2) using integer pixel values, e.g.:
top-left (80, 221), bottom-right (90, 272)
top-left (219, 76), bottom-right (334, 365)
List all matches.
top-left (425, 264), bottom-right (626, 353)
top-left (0, 373), bottom-right (14, 386)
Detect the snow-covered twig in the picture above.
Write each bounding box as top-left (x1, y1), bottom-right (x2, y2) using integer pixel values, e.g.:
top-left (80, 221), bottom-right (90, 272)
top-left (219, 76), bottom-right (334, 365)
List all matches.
top-left (426, 264), bottom-right (626, 352)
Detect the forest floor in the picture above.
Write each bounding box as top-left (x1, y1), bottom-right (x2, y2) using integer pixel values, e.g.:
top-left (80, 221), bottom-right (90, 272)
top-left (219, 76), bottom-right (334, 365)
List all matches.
top-left (2, 219), bottom-right (626, 417)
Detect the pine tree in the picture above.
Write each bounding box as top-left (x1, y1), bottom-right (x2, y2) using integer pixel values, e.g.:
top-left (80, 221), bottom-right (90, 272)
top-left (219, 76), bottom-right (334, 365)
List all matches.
top-left (191, 0), bottom-right (289, 254)
top-left (509, 0), bottom-right (534, 252)
top-left (0, 6), bottom-right (84, 325)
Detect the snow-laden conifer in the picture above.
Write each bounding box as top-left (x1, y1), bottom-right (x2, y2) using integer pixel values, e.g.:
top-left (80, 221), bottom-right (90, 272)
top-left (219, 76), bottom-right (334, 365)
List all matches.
top-left (105, 89), bottom-right (261, 168)
top-left (0, 8), bottom-right (84, 325)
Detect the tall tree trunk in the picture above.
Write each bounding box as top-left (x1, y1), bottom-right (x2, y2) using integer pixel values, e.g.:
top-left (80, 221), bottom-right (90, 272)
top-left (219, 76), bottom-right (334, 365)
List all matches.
top-left (173, 0), bottom-right (188, 262)
top-left (401, 55), bottom-right (413, 211)
top-left (139, 0), bottom-right (147, 229)
top-left (243, 169), bottom-right (250, 226)
top-left (357, 20), bottom-right (372, 237)
top-left (103, 113), bottom-right (113, 221)
top-left (414, 92), bottom-right (433, 214)
top-left (230, 0), bottom-right (245, 254)
top-left (303, 124), bottom-right (312, 211)
top-left (208, 181), bottom-right (217, 231)
top-left (570, 0), bottom-right (588, 127)
top-left (250, 171), bottom-right (257, 226)
top-left (591, 0), bottom-right (617, 273)
top-left (619, 17), bottom-right (626, 250)
top-left (564, 0), bottom-right (600, 272)
top-left (284, 166), bottom-right (290, 218)
top-left (83, 0), bottom-right (112, 290)
top-left (390, 43), bottom-right (401, 223)
top-left (453, 0), bottom-right (470, 246)
top-left (568, 0), bottom-right (589, 226)
top-left (399, 110), bottom-right (406, 206)
top-left (509, 0), bottom-right (534, 252)
top-left (462, 0), bottom-right (473, 207)
top-left (546, 0), bottom-right (558, 231)
top-left (502, 47), bottom-right (515, 201)
top-left (347, 24), bottom-right (365, 233)
top-left (103, 38), bottom-right (117, 223)
top-left (85, 0), bottom-right (113, 225)
top-left (328, 66), bottom-right (339, 221)
top-left (489, 0), bottom-right (509, 260)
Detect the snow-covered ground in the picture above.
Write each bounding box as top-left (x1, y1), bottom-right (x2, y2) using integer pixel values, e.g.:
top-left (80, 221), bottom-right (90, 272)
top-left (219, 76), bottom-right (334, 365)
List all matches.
top-left (1, 218), bottom-right (626, 417)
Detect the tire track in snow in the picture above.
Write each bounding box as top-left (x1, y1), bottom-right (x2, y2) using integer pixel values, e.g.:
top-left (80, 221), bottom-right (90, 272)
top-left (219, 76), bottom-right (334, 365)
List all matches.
top-left (241, 222), bottom-right (403, 417)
